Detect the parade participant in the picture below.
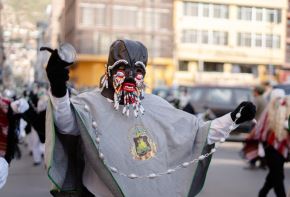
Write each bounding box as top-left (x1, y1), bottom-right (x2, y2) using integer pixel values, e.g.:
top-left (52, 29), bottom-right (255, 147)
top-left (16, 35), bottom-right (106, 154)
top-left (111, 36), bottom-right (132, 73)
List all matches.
top-left (12, 87), bottom-right (48, 166)
top-left (42, 39), bottom-right (256, 197)
top-left (0, 96), bottom-right (21, 189)
top-left (242, 85), bottom-right (267, 169)
top-left (253, 89), bottom-right (290, 197)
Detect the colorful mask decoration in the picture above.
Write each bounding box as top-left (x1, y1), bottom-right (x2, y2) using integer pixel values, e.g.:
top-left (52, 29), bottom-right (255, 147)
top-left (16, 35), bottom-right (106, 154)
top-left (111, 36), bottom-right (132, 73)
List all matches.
top-left (101, 40), bottom-right (148, 118)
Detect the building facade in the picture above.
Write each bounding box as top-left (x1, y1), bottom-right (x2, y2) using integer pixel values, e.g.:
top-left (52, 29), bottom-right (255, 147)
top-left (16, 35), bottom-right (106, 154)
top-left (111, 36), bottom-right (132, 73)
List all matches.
top-left (61, 0), bottom-right (174, 90)
top-left (174, 0), bottom-right (288, 86)
top-left (280, 0), bottom-right (290, 83)
top-left (0, 1), bottom-right (4, 83)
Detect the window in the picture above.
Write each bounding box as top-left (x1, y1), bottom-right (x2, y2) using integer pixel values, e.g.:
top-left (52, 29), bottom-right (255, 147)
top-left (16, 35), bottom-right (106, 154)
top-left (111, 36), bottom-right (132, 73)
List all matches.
top-left (232, 64), bottom-right (257, 76)
top-left (93, 32), bottom-right (111, 54)
top-left (238, 6), bottom-right (281, 23)
top-left (232, 65), bottom-right (241, 73)
top-left (234, 90), bottom-right (251, 105)
top-left (237, 33), bottom-right (280, 48)
top-left (213, 4), bottom-right (221, 18)
top-left (204, 62), bottom-right (223, 72)
top-left (182, 30), bottom-right (227, 46)
top-left (213, 4), bottom-right (228, 18)
top-left (212, 31), bottom-right (220, 45)
top-left (265, 8), bottom-right (281, 23)
top-left (238, 7), bottom-right (252, 20)
top-left (265, 34), bottom-right (273, 48)
top-left (273, 35), bottom-right (280, 48)
top-left (255, 8), bottom-right (263, 21)
top-left (212, 31), bottom-right (228, 45)
top-left (184, 2), bottom-right (198, 16)
top-left (221, 32), bottom-right (228, 45)
top-left (237, 33), bottom-right (251, 47)
top-left (212, 31), bottom-right (227, 45)
top-left (201, 30), bottom-right (208, 44)
top-left (95, 5), bottom-right (106, 25)
top-left (244, 33), bottom-right (252, 46)
top-left (113, 6), bottom-right (138, 28)
top-left (202, 3), bottom-right (210, 17)
top-left (80, 7), bottom-right (95, 26)
top-left (190, 88), bottom-right (204, 102)
top-left (220, 5), bottom-right (228, 18)
top-left (255, 34), bottom-right (262, 47)
top-left (145, 10), bottom-right (156, 30)
top-left (179, 61), bottom-right (189, 71)
top-left (183, 2), bottom-right (228, 18)
top-left (182, 30), bottom-right (198, 43)
top-left (159, 10), bottom-right (171, 30)
top-left (232, 64), bottom-right (255, 74)
top-left (206, 89), bottom-right (232, 105)
top-left (143, 35), bottom-right (172, 58)
top-left (145, 9), bottom-right (171, 31)
top-left (266, 9), bottom-right (276, 23)
top-left (79, 3), bottom-right (106, 26)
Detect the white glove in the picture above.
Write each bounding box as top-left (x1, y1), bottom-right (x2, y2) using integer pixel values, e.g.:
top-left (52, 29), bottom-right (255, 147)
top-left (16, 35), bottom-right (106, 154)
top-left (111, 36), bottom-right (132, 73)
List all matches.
top-left (0, 157), bottom-right (8, 189)
top-left (10, 98), bottom-right (29, 114)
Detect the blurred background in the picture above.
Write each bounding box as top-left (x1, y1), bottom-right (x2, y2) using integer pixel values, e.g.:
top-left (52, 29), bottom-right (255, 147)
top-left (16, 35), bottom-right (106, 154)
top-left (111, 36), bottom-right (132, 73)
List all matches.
top-left (0, 0), bottom-right (289, 196)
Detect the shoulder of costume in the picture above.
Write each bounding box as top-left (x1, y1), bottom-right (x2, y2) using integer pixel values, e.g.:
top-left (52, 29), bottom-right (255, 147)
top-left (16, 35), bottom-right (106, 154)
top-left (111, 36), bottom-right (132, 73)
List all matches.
top-left (144, 93), bottom-right (175, 109)
top-left (70, 88), bottom-right (101, 104)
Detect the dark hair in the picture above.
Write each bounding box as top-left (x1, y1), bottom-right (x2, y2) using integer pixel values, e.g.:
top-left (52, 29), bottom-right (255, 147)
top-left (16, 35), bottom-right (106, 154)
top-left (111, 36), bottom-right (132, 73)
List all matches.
top-left (254, 85), bottom-right (265, 95)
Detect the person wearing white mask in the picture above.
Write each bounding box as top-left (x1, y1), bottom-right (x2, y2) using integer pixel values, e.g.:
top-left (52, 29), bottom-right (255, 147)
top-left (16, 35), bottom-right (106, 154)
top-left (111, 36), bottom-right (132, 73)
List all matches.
top-left (252, 89), bottom-right (290, 197)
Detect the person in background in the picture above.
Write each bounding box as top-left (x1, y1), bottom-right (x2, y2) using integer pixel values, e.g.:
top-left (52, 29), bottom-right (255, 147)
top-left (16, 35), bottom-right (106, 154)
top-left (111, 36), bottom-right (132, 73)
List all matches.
top-left (253, 86), bottom-right (267, 121)
top-left (262, 81), bottom-right (272, 102)
top-left (252, 89), bottom-right (290, 197)
top-left (178, 87), bottom-right (191, 110)
top-left (242, 85), bottom-right (267, 169)
top-left (0, 95), bottom-right (22, 189)
top-left (15, 87), bottom-right (48, 166)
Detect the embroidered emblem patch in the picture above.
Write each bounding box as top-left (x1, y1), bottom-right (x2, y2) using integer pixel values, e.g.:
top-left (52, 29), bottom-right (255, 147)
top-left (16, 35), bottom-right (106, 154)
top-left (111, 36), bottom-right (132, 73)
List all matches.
top-left (130, 125), bottom-right (157, 160)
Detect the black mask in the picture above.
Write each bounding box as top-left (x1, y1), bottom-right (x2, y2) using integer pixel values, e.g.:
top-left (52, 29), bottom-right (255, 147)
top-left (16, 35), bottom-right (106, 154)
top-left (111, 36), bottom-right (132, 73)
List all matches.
top-left (101, 40), bottom-right (148, 117)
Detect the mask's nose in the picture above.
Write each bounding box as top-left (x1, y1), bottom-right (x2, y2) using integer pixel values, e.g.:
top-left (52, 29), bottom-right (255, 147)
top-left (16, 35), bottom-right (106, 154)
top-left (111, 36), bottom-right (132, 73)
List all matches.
top-left (125, 68), bottom-right (134, 78)
top-left (129, 70), bottom-right (134, 78)
top-left (124, 70), bottom-right (135, 83)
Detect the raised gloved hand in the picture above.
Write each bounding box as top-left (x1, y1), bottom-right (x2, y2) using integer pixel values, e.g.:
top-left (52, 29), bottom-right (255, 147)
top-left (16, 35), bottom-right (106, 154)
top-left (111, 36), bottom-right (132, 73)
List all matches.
top-left (231, 101), bottom-right (256, 124)
top-left (0, 157), bottom-right (8, 189)
top-left (41, 47), bottom-right (73, 98)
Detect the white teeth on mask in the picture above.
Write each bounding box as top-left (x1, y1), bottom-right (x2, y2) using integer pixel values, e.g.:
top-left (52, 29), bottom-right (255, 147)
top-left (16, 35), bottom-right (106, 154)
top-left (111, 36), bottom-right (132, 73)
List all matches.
top-left (112, 75), bottom-right (145, 117)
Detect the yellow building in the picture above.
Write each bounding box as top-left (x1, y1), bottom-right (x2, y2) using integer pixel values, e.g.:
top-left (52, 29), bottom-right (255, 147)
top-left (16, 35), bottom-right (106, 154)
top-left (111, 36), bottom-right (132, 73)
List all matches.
top-left (174, 0), bottom-right (288, 86)
top-left (60, 0), bottom-right (174, 91)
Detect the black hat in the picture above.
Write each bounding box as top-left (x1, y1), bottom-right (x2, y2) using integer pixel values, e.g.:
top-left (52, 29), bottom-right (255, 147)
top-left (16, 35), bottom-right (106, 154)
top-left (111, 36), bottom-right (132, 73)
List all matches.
top-left (107, 39), bottom-right (148, 70)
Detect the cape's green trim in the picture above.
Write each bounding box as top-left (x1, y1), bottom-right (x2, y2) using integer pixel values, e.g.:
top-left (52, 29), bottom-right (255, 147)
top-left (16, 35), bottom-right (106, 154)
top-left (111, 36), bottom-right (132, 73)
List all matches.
top-left (46, 101), bottom-right (77, 192)
top-left (50, 188), bottom-right (81, 197)
top-left (72, 103), bottom-right (125, 197)
top-left (187, 121), bottom-right (213, 197)
top-left (46, 101), bottom-right (61, 189)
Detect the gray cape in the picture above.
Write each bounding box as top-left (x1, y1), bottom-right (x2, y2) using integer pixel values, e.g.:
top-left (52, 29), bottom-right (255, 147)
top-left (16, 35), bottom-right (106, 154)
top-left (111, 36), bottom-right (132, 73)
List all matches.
top-left (45, 89), bottom-right (214, 197)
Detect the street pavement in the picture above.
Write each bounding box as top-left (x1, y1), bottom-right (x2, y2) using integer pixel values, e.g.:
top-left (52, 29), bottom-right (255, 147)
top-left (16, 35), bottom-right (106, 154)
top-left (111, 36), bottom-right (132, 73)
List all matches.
top-left (0, 143), bottom-right (289, 197)
top-left (199, 142), bottom-right (290, 197)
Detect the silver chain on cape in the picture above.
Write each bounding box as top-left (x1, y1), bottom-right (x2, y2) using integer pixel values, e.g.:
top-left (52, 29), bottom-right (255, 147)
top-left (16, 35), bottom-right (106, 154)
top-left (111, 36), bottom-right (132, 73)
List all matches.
top-left (84, 103), bottom-right (245, 180)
